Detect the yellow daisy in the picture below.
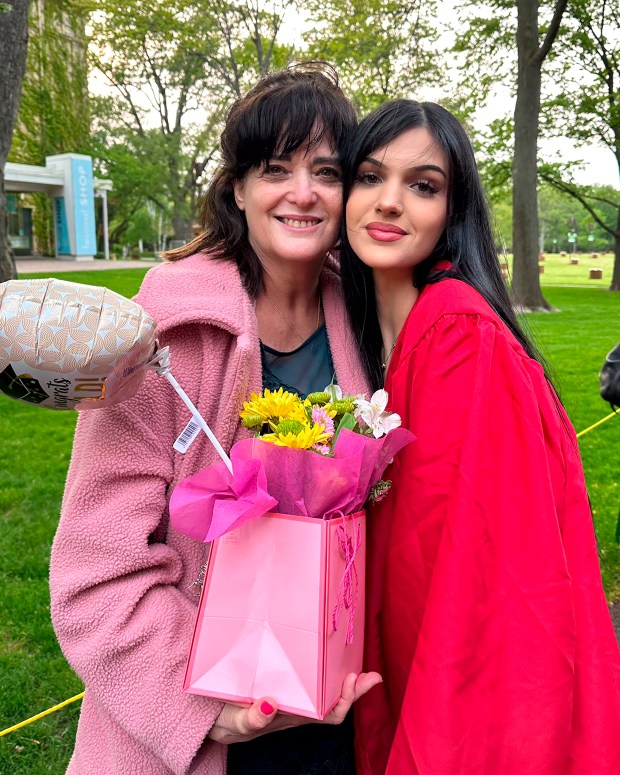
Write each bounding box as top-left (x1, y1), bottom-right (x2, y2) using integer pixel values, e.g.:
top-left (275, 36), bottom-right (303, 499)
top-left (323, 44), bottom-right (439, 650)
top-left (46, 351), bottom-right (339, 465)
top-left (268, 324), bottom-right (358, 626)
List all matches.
top-left (240, 387), bottom-right (304, 423)
top-left (262, 422), bottom-right (331, 449)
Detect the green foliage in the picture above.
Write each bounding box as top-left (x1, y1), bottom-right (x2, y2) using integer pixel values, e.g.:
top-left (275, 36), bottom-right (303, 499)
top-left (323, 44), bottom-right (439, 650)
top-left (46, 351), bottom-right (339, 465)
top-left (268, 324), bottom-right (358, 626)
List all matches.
top-left (89, 0), bottom-right (299, 243)
top-left (454, 1), bottom-right (567, 112)
top-left (304, 0), bottom-right (441, 113)
top-left (494, 184), bottom-right (617, 253)
top-left (536, 0), bottom-right (620, 283)
top-left (8, 0), bottom-right (90, 256)
top-left (89, 109), bottom-right (178, 246)
top-left (452, 1), bottom-right (517, 114)
top-left (9, 0), bottom-right (90, 164)
top-left (551, 0), bottom-right (620, 150)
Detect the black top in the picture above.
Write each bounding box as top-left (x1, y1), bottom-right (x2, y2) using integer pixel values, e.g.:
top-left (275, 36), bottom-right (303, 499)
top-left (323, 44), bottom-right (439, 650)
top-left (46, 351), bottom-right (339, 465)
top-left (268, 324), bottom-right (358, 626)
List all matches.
top-left (260, 324), bottom-right (335, 399)
top-left (227, 325), bottom-right (355, 774)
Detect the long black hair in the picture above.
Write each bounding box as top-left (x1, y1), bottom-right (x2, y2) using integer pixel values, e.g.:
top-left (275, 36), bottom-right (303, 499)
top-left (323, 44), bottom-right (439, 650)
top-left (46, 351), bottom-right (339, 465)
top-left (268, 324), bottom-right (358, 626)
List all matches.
top-left (165, 62), bottom-right (357, 297)
top-left (340, 99), bottom-right (548, 390)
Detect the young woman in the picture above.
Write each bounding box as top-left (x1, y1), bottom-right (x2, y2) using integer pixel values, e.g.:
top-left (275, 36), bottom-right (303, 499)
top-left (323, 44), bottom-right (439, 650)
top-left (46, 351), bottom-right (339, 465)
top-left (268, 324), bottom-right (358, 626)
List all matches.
top-left (49, 65), bottom-right (380, 775)
top-left (340, 99), bottom-right (620, 774)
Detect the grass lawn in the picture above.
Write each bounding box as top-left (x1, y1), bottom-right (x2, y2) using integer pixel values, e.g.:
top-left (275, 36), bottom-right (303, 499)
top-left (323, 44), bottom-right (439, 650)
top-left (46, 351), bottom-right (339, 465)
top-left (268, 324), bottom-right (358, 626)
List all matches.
top-left (1, 266), bottom-right (619, 771)
top-left (504, 250), bottom-right (615, 287)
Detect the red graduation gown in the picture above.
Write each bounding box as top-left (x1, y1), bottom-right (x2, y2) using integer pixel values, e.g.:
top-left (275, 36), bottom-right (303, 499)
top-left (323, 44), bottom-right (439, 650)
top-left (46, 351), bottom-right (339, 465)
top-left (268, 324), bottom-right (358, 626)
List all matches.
top-left (355, 279), bottom-right (620, 774)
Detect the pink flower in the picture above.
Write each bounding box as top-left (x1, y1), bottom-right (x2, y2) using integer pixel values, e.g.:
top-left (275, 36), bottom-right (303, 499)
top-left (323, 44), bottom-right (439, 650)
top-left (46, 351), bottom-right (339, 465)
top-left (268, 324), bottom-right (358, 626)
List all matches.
top-left (311, 406), bottom-right (335, 438)
top-left (312, 443), bottom-right (332, 456)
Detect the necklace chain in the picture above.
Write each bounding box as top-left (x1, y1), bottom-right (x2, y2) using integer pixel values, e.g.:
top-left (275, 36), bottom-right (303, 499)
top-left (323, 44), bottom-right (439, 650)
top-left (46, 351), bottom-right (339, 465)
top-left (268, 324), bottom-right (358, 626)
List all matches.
top-left (381, 341), bottom-right (397, 370)
top-left (382, 331), bottom-right (402, 370)
top-left (263, 291), bottom-right (321, 346)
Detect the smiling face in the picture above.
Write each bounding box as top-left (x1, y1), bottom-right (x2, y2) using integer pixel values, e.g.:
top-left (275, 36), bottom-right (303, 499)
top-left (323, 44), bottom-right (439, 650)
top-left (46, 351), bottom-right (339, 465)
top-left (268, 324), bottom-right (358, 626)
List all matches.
top-left (233, 136), bottom-right (343, 272)
top-left (346, 127), bottom-right (449, 280)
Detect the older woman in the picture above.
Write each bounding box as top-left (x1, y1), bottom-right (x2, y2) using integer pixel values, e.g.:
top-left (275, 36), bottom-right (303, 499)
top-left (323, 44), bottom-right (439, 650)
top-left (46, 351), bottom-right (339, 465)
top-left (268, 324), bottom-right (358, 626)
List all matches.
top-left (50, 65), bottom-right (379, 775)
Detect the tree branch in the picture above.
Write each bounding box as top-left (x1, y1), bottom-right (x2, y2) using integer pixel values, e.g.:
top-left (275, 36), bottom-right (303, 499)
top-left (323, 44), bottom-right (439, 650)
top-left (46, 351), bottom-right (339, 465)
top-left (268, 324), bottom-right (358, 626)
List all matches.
top-left (534, 0), bottom-right (568, 66)
top-left (539, 170), bottom-right (617, 235)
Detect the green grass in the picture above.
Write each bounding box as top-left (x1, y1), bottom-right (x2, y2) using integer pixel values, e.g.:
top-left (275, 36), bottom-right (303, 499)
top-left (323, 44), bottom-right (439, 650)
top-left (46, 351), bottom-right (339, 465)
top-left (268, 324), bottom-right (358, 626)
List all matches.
top-left (525, 286), bottom-right (620, 598)
top-left (504, 251), bottom-right (615, 287)
top-left (1, 269), bottom-right (147, 774)
top-left (17, 268), bottom-right (150, 296)
top-left (1, 265), bottom-right (619, 771)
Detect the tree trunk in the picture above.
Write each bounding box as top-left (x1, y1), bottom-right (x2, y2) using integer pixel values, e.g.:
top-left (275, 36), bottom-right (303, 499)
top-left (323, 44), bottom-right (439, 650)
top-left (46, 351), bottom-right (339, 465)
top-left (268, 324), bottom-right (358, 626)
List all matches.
top-left (611, 209), bottom-right (620, 292)
top-left (171, 211), bottom-right (191, 244)
top-left (511, 0), bottom-right (550, 310)
top-left (611, 125), bottom-right (620, 291)
top-left (0, 0), bottom-right (30, 283)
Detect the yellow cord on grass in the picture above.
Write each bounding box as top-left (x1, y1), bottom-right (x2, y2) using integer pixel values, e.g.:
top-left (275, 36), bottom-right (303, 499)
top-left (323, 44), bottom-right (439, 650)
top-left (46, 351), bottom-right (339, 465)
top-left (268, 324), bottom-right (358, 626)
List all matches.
top-left (576, 411), bottom-right (618, 438)
top-left (0, 692), bottom-right (84, 737)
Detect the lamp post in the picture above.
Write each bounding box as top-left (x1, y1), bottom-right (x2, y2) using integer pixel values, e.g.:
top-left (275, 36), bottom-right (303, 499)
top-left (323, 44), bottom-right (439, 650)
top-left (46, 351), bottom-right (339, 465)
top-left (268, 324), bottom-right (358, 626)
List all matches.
top-left (567, 217), bottom-right (577, 254)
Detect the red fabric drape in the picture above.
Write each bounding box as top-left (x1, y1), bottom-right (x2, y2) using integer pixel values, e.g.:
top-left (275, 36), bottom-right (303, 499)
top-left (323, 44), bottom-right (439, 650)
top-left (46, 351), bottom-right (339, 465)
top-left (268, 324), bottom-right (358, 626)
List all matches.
top-left (356, 279), bottom-right (620, 775)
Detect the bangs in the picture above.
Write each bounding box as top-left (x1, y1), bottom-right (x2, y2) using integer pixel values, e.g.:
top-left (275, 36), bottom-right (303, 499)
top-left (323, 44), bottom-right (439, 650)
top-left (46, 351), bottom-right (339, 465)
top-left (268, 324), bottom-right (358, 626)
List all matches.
top-left (234, 84), bottom-right (348, 171)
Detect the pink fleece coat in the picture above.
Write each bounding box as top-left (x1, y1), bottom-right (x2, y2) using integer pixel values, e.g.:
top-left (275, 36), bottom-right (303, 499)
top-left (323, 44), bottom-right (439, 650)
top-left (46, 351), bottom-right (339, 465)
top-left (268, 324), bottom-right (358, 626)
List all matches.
top-left (49, 252), bottom-right (369, 775)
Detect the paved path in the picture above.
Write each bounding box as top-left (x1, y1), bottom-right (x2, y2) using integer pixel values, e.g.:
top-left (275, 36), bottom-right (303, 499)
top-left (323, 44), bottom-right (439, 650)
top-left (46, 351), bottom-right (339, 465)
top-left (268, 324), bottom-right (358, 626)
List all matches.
top-left (15, 258), bottom-right (161, 274)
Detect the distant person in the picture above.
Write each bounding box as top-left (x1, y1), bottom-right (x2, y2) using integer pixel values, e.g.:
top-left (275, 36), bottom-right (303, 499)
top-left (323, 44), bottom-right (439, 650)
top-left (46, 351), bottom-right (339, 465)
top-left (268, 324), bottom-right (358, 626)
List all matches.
top-left (341, 99), bottom-right (620, 774)
top-left (600, 341), bottom-right (620, 408)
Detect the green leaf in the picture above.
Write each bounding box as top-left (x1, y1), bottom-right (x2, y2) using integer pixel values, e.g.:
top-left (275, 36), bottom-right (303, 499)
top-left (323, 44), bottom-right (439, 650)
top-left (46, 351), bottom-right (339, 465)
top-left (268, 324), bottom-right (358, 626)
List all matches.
top-left (331, 411), bottom-right (358, 448)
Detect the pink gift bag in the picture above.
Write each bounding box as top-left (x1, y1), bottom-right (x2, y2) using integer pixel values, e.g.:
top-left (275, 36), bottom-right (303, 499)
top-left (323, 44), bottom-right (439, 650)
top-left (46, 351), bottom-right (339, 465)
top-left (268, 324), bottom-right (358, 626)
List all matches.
top-left (183, 509), bottom-right (365, 720)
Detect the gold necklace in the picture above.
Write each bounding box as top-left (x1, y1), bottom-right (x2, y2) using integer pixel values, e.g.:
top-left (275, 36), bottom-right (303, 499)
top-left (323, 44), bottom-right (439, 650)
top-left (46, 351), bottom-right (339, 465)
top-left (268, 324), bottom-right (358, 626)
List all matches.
top-left (263, 291), bottom-right (321, 346)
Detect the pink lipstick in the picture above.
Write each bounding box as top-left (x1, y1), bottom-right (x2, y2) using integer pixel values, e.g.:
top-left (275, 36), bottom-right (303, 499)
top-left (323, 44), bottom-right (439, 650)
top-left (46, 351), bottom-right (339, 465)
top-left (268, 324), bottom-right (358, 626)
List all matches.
top-left (365, 221), bottom-right (407, 242)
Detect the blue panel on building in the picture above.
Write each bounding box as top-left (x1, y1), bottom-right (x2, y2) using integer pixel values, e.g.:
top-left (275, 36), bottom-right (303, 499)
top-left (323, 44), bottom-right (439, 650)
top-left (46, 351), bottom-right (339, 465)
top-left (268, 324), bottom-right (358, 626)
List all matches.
top-left (71, 158), bottom-right (96, 254)
top-left (54, 197), bottom-right (71, 254)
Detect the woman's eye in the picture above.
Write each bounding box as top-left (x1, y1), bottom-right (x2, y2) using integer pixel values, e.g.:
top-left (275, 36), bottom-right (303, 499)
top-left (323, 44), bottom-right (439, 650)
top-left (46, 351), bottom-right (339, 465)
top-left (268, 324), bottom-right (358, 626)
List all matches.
top-left (263, 164), bottom-right (286, 176)
top-left (355, 171), bottom-right (381, 185)
top-left (317, 166), bottom-right (342, 181)
top-left (412, 179), bottom-right (439, 197)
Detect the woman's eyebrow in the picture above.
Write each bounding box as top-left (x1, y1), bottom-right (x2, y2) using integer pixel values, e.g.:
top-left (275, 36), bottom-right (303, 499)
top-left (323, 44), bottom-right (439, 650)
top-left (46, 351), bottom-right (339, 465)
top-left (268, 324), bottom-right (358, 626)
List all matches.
top-left (363, 156), bottom-right (447, 179)
top-left (271, 153), bottom-right (341, 165)
top-left (314, 156), bottom-right (341, 165)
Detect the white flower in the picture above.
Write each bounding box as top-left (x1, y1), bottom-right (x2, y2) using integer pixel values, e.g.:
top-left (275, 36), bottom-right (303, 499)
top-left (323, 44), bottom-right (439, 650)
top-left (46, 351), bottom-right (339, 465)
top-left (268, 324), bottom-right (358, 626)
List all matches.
top-left (323, 382), bottom-right (343, 402)
top-left (353, 389), bottom-right (402, 438)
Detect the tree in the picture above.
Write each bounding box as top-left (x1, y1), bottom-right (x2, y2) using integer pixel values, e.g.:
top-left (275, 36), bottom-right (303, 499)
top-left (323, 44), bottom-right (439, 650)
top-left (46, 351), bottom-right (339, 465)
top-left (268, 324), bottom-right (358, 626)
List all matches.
top-left (456, 0), bottom-right (568, 311)
top-left (90, 0), bottom-right (296, 243)
top-left (492, 182), bottom-right (616, 254)
top-left (511, 0), bottom-right (567, 310)
top-left (9, 0), bottom-right (90, 256)
top-left (0, 0), bottom-right (30, 283)
top-left (304, 0), bottom-right (441, 114)
top-left (541, 0), bottom-right (620, 289)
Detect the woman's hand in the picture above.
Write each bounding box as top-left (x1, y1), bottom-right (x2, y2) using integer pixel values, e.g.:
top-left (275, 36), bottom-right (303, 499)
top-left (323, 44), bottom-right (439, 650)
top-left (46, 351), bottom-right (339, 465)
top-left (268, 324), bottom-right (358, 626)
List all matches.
top-left (207, 671), bottom-right (382, 744)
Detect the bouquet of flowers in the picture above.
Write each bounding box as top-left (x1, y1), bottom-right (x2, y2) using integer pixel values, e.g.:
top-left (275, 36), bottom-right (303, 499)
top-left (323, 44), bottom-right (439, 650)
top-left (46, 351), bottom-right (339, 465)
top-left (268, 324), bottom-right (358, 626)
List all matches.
top-left (170, 384), bottom-right (413, 540)
top-left (169, 384), bottom-right (414, 719)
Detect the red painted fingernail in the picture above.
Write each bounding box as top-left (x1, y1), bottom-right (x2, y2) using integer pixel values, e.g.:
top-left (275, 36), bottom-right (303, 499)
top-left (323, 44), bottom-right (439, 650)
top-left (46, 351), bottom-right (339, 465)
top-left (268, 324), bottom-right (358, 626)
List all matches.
top-left (260, 701), bottom-right (274, 715)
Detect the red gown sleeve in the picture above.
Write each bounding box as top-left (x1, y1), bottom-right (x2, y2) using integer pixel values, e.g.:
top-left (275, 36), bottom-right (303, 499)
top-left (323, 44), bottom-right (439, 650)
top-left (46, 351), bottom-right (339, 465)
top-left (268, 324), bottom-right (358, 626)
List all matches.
top-left (357, 307), bottom-right (620, 775)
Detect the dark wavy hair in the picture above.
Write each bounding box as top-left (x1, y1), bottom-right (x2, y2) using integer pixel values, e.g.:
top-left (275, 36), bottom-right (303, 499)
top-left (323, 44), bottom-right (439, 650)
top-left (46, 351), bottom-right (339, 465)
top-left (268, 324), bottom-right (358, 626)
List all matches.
top-left (340, 99), bottom-right (548, 390)
top-left (165, 62), bottom-right (357, 297)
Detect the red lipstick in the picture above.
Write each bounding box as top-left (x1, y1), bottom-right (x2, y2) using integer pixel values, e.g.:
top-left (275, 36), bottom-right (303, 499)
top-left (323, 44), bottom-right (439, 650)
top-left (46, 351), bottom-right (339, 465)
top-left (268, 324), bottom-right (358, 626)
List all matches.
top-left (365, 221), bottom-right (407, 242)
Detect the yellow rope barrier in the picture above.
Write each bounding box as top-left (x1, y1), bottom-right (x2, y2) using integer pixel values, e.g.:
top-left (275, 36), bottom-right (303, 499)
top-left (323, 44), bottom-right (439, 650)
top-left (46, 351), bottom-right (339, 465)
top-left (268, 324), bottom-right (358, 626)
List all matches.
top-left (0, 692), bottom-right (84, 737)
top-left (1, 412), bottom-right (618, 739)
top-left (576, 410), bottom-right (618, 438)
